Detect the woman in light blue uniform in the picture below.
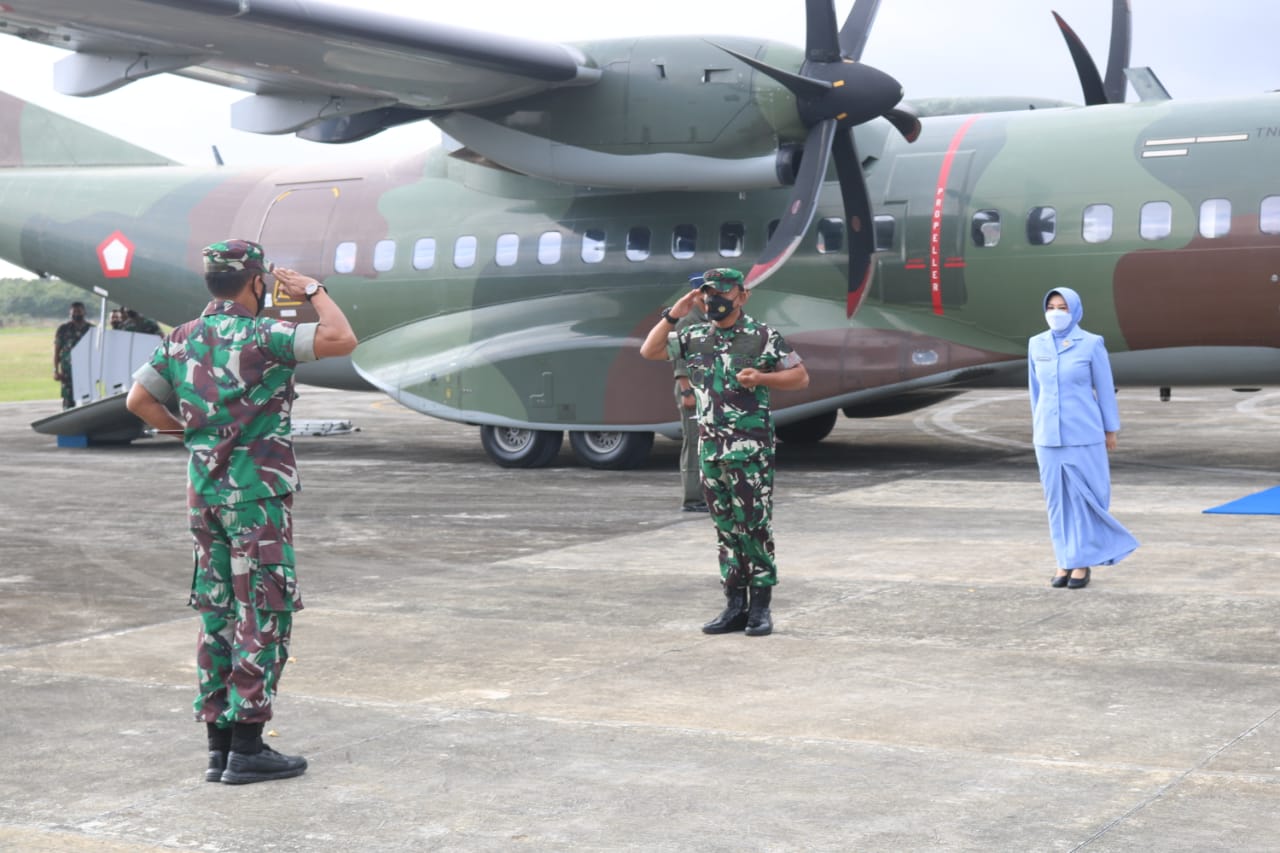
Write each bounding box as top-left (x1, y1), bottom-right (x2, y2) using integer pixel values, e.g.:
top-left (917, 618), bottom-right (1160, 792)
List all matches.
top-left (1028, 288), bottom-right (1138, 588)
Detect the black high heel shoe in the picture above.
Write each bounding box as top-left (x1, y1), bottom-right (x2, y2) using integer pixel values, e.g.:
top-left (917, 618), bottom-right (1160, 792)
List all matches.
top-left (1050, 571), bottom-right (1070, 588)
top-left (1067, 567), bottom-right (1091, 589)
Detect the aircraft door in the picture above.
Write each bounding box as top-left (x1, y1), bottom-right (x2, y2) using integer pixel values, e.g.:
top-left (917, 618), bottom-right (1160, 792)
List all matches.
top-left (257, 184), bottom-right (345, 324)
top-left (877, 151), bottom-right (972, 310)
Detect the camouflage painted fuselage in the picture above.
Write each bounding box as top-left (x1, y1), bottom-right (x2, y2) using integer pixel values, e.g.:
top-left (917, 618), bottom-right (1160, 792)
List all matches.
top-left (3, 89), bottom-right (1279, 435)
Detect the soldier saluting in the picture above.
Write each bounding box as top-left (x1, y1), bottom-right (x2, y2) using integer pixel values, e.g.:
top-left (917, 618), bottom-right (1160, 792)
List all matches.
top-left (640, 267), bottom-right (809, 636)
top-left (127, 240), bottom-right (357, 784)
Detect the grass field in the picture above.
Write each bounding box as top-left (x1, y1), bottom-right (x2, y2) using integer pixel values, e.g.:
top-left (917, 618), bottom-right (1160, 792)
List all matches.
top-left (0, 325), bottom-right (60, 403)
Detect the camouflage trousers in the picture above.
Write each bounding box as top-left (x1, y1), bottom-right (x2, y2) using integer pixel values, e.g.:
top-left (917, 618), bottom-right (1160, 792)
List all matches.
top-left (700, 452), bottom-right (778, 588)
top-left (188, 494), bottom-right (302, 727)
top-left (58, 351), bottom-right (74, 409)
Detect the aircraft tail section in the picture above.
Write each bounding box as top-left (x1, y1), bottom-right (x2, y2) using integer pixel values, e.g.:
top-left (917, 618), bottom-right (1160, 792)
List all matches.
top-left (0, 90), bottom-right (174, 168)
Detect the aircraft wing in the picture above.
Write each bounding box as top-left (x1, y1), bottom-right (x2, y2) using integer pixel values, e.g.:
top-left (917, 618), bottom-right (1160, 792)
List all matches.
top-left (0, 0), bottom-right (600, 136)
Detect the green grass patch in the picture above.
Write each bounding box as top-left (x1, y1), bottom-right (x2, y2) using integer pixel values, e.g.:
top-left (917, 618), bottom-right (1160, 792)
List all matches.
top-left (0, 325), bottom-right (60, 403)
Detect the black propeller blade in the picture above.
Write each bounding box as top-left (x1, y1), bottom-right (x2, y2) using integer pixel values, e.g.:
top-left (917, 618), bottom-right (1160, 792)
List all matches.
top-left (1053, 0), bottom-right (1132, 105)
top-left (716, 0), bottom-right (917, 318)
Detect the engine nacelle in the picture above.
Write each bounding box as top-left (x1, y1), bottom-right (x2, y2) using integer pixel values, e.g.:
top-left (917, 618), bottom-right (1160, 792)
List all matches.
top-left (434, 35), bottom-right (811, 191)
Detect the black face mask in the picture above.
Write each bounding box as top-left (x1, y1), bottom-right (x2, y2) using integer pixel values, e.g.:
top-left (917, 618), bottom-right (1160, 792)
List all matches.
top-left (705, 291), bottom-right (736, 320)
top-left (253, 278), bottom-right (267, 316)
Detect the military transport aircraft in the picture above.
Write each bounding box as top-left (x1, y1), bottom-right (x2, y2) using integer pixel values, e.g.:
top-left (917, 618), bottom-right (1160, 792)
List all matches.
top-left (2, 0), bottom-right (1279, 468)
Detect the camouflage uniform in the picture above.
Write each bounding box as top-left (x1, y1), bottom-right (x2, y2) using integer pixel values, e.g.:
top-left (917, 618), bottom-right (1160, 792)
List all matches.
top-left (53, 317), bottom-right (93, 409)
top-left (669, 310), bottom-right (802, 589)
top-left (132, 240), bottom-right (318, 728)
top-left (672, 304), bottom-right (707, 510)
top-left (120, 312), bottom-right (162, 335)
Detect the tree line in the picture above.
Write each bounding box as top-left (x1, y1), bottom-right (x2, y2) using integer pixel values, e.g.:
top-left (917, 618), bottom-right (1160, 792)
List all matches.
top-left (0, 277), bottom-right (98, 320)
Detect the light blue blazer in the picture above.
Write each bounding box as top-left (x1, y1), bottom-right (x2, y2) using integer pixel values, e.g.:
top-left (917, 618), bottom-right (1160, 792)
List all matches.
top-left (1028, 287), bottom-right (1120, 447)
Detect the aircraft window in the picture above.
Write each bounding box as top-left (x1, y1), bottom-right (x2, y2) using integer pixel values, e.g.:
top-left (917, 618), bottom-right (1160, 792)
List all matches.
top-left (1199, 198), bottom-right (1231, 239)
top-left (373, 239), bottom-right (396, 272)
top-left (1261, 196), bottom-right (1280, 234)
top-left (627, 227), bottom-right (651, 261)
top-left (971, 210), bottom-right (1000, 247)
top-left (495, 233), bottom-right (519, 267)
top-left (1082, 204), bottom-right (1113, 244)
top-left (412, 238), bottom-right (436, 270)
top-left (719, 223), bottom-right (745, 258)
top-left (538, 231), bottom-right (562, 264)
top-left (672, 225), bottom-right (697, 260)
top-left (334, 241), bottom-right (357, 274)
top-left (1026, 206), bottom-right (1056, 246)
top-left (816, 218), bottom-right (844, 254)
top-left (454, 235), bottom-right (477, 268)
top-left (1140, 201), bottom-right (1173, 240)
top-left (873, 215), bottom-right (895, 251)
top-left (581, 229), bottom-right (606, 264)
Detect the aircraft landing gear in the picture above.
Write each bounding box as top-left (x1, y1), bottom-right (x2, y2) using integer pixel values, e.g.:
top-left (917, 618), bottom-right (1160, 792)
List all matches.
top-left (479, 425), bottom-right (563, 468)
top-left (568, 430), bottom-right (654, 470)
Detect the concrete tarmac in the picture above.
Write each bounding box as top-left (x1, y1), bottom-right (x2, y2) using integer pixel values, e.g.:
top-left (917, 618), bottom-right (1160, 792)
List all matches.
top-left (1, 386), bottom-right (1279, 852)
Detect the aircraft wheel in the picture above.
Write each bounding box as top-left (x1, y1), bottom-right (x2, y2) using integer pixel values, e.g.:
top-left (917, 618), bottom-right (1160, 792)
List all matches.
top-left (568, 430), bottom-right (654, 470)
top-left (775, 410), bottom-right (838, 445)
top-left (479, 425), bottom-right (564, 468)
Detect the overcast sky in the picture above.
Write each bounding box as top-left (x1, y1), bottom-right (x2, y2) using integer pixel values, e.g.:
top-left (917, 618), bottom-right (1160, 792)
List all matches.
top-left (0, 0), bottom-right (1275, 277)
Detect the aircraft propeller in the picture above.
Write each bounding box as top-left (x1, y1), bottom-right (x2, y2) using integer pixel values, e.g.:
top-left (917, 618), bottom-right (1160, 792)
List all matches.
top-left (714, 0), bottom-right (920, 317)
top-left (1054, 0), bottom-right (1131, 105)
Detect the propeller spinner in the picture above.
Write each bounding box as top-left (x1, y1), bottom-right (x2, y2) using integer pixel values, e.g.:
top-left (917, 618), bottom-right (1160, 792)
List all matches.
top-left (715, 0), bottom-right (920, 318)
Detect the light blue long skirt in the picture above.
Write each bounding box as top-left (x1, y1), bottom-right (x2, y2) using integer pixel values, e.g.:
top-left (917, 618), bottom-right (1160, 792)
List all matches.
top-left (1035, 443), bottom-right (1138, 568)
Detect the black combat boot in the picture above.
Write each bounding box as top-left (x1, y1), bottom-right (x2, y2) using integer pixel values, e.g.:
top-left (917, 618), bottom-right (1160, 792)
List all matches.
top-left (745, 586), bottom-right (773, 636)
top-left (206, 723), bottom-right (232, 783)
top-left (701, 585), bottom-right (749, 634)
top-left (220, 721), bottom-right (308, 785)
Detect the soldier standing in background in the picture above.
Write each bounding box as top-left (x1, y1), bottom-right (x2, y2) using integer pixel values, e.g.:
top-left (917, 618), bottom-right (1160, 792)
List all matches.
top-left (640, 267), bottom-right (809, 637)
top-left (673, 274), bottom-right (708, 513)
top-left (120, 307), bottom-right (162, 335)
top-left (126, 239), bottom-right (358, 784)
top-left (53, 301), bottom-right (93, 409)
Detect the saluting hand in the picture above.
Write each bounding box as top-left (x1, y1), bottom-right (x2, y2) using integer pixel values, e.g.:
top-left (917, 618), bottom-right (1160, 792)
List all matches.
top-left (273, 267), bottom-right (319, 302)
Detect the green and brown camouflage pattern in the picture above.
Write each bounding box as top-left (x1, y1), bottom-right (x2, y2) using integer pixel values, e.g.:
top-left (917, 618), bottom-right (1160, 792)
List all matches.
top-left (669, 310), bottom-right (797, 589)
top-left (670, 313), bottom-right (799, 461)
top-left (132, 301), bottom-right (317, 508)
top-left (3, 69), bottom-right (1280, 450)
top-left (53, 316), bottom-right (93, 409)
top-left (190, 494), bottom-right (299, 726)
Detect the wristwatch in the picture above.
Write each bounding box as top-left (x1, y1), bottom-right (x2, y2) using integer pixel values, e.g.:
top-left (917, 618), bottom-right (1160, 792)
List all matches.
top-left (661, 307), bottom-right (679, 325)
top-left (304, 281), bottom-right (326, 300)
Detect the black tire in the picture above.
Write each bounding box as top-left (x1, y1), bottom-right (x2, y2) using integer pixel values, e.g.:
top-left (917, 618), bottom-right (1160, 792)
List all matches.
top-left (479, 425), bottom-right (564, 468)
top-left (568, 430), bottom-right (655, 470)
top-left (775, 410), bottom-right (838, 445)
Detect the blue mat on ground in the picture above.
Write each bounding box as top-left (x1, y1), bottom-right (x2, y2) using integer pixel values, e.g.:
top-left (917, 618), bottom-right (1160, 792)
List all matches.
top-left (1204, 485), bottom-right (1280, 515)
